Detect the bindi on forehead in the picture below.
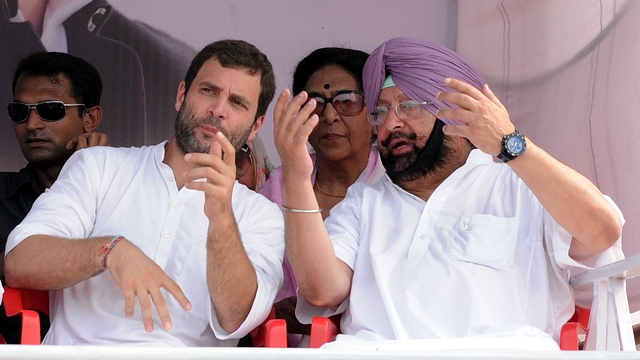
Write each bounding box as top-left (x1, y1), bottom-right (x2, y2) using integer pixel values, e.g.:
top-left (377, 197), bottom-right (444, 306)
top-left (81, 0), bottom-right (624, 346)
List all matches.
top-left (324, 83), bottom-right (330, 89)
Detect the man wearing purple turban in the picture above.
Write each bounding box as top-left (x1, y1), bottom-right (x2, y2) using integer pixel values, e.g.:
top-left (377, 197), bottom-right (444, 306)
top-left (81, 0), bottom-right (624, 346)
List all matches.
top-left (272, 37), bottom-right (623, 348)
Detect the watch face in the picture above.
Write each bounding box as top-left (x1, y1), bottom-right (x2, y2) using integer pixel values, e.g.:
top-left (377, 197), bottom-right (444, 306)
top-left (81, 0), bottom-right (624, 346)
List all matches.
top-left (506, 135), bottom-right (525, 155)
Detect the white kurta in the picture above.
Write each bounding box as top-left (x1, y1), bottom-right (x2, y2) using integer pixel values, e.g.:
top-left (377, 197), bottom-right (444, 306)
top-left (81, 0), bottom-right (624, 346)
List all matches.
top-left (297, 149), bottom-right (623, 344)
top-left (6, 143), bottom-right (284, 346)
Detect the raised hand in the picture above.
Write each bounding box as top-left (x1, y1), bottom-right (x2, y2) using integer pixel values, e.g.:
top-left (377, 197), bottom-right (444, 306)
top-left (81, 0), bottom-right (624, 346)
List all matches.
top-left (106, 238), bottom-right (192, 332)
top-left (273, 89), bottom-right (319, 180)
top-left (182, 131), bottom-right (236, 219)
top-left (436, 78), bottom-right (515, 156)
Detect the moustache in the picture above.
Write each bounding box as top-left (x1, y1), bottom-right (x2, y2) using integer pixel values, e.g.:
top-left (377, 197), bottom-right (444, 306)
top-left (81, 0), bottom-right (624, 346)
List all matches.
top-left (25, 131), bottom-right (55, 142)
top-left (380, 131), bottom-right (417, 148)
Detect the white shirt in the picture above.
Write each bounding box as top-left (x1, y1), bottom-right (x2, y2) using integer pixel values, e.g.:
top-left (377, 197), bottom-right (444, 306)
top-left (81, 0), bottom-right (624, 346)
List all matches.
top-left (297, 150), bottom-right (623, 343)
top-left (6, 143), bottom-right (284, 346)
top-left (10, 0), bottom-right (92, 52)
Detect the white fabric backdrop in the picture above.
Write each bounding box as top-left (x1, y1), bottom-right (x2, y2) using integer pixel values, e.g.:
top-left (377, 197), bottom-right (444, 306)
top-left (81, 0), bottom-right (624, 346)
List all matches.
top-left (457, 0), bottom-right (640, 311)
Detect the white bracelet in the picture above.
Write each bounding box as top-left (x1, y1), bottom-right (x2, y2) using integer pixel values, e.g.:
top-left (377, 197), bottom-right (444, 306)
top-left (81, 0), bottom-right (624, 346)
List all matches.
top-left (282, 205), bottom-right (323, 213)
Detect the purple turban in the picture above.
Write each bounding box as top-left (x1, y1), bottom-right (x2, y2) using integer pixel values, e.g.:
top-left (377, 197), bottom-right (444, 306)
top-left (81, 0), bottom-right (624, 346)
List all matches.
top-left (363, 37), bottom-right (487, 125)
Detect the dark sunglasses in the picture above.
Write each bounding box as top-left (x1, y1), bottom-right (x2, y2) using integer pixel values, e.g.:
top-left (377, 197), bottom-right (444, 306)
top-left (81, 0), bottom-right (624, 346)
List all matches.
top-left (307, 91), bottom-right (365, 117)
top-left (8, 101), bottom-right (86, 123)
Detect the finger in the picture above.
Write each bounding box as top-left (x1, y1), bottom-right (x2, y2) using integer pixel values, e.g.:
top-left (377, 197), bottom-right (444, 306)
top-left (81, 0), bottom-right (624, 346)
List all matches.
top-left (149, 288), bottom-right (172, 331)
top-left (75, 135), bottom-right (90, 150)
top-left (481, 84), bottom-right (504, 108)
top-left (183, 166), bottom-right (226, 186)
top-left (85, 132), bottom-right (102, 147)
top-left (162, 279), bottom-right (192, 312)
top-left (299, 114), bottom-right (320, 139)
top-left (184, 150), bottom-right (225, 168)
top-left (443, 77), bottom-right (485, 101)
top-left (442, 124), bottom-right (469, 138)
top-left (288, 90), bottom-right (311, 112)
top-left (273, 88), bottom-right (292, 129)
top-left (436, 106), bottom-right (473, 125)
top-left (66, 139), bottom-right (78, 150)
top-left (123, 289), bottom-right (136, 318)
top-left (97, 133), bottom-right (109, 146)
top-left (137, 290), bottom-right (155, 332)
top-left (213, 131), bottom-right (235, 165)
top-left (286, 97), bottom-right (316, 137)
top-left (183, 153), bottom-right (228, 181)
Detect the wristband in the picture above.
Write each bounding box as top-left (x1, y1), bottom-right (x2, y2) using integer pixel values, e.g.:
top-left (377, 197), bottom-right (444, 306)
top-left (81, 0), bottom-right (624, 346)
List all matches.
top-left (100, 235), bottom-right (124, 269)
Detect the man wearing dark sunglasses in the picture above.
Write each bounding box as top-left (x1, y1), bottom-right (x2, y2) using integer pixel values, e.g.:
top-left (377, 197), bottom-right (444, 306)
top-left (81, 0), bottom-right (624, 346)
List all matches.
top-left (4, 40), bottom-right (284, 347)
top-left (0, 51), bottom-right (108, 343)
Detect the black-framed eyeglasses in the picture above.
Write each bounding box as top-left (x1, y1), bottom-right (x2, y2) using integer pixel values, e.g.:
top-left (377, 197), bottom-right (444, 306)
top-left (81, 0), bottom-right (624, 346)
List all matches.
top-left (367, 100), bottom-right (433, 126)
top-left (7, 101), bottom-right (86, 123)
top-left (307, 91), bottom-right (365, 117)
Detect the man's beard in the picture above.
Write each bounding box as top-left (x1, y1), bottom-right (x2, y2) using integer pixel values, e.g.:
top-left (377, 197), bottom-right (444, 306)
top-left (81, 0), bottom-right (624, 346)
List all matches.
top-left (379, 119), bottom-right (451, 183)
top-left (174, 101), bottom-right (253, 155)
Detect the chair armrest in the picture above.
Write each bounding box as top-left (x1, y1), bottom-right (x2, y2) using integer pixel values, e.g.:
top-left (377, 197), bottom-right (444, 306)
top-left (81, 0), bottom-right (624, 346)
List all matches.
top-left (18, 309), bottom-right (41, 345)
top-left (560, 322), bottom-right (587, 350)
top-left (249, 306), bottom-right (287, 347)
top-left (309, 315), bottom-right (340, 348)
top-left (263, 319), bottom-right (287, 348)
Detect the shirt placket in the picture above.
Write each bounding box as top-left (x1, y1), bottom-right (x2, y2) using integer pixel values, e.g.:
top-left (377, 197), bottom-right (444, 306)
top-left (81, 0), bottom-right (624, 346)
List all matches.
top-left (154, 170), bottom-right (185, 268)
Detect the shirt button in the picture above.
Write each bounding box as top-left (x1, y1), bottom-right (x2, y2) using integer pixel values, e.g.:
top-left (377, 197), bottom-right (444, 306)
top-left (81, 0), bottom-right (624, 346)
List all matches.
top-left (168, 176), bottom-right (175, 182)
top-left (164, 232), bottom-right (171, 238)
top-left (420, 234), bottom-right (427, 239)
top-left (428, 211), bottom-right (435, 215)
top-left (172, 203), bottom-right (179, 209)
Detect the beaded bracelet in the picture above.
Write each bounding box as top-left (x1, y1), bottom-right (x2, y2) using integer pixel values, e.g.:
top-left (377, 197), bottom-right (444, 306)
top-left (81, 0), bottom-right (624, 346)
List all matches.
top-left (282, 205), bottom-right (323, 213)
top-left (100, 235), bottom-right (124, 269)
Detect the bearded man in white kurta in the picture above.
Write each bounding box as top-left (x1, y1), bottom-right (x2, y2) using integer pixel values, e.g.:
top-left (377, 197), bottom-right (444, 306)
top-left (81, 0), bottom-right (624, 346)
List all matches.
top-left (273, 37), bottom-right (623, 349)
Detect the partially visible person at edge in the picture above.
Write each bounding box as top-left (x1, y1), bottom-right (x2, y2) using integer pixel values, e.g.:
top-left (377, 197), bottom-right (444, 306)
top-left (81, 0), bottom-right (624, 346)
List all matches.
top-left (0, 51), bottom-right (108, 344)
top-left (259, 47), bottom-right (385, 346)
top-left (236, 135), bottom-right (273, 192)
top-left (4, 40), bottom-right (284, 346)
top-left (0, 0), bottom-right (198, 171)
top-left (273, 37), bottom-right (623, 349)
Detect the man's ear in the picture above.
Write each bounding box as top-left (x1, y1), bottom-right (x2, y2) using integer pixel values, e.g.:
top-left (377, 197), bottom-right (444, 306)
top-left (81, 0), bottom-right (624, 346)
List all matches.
top-left (83, 106), bottom-right (103, 132)
top-left (245, 115), bottom-right (265, 143)
top-left (175, 81), bottom-right (186, 112)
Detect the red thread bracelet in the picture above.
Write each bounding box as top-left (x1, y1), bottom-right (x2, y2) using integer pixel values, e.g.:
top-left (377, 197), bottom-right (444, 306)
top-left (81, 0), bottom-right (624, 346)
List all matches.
top-left (100, 235), bottom-right (124, 269)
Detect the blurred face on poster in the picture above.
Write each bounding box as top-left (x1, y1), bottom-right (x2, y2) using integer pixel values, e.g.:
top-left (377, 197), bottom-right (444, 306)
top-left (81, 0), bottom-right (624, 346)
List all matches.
top-left (173, 58), bottom-right (263, 155)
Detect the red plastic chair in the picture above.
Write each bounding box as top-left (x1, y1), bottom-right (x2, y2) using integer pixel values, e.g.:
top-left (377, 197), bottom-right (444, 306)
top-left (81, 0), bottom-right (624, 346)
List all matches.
top-left (309, 305), bottom-right (592, 350)
top-left (2, 286), bottom-right (287, 347)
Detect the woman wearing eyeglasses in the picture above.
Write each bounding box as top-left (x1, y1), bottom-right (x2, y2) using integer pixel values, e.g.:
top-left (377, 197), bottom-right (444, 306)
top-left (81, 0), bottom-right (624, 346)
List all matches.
top-left (259, 47), bottom-right (385, 346)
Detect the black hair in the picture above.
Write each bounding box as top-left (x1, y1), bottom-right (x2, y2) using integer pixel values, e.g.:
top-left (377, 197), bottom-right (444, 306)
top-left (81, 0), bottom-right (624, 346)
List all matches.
top-left (12, 52), bottom-right (102, 114)
top-left (292, 47), bottom-right (369, 95)
top-left (183, 39), bottom-right (275, 121)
